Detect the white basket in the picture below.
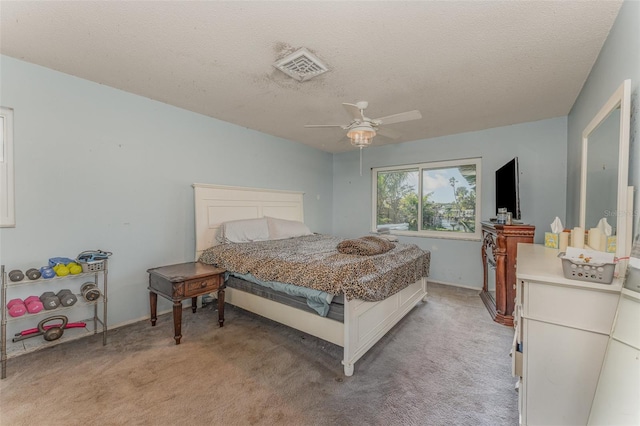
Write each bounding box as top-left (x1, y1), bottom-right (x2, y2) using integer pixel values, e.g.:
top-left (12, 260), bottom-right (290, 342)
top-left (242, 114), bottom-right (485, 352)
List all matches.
top-left (559, 254), bottom-right (615, 284)
top-left (78, 259), bottom-right (105, 273)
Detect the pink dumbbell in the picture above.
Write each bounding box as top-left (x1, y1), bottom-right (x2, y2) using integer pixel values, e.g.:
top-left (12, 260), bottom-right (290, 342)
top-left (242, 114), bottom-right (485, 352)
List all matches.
top-left (6, 298), bottom-right (27, 317)
top-left (24, 296), bottom-right (44, 314)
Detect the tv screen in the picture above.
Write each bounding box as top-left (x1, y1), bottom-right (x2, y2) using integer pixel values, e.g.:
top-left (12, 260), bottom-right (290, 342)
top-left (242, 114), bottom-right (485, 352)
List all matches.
top-left (495, 157), bottom-right (521, 220)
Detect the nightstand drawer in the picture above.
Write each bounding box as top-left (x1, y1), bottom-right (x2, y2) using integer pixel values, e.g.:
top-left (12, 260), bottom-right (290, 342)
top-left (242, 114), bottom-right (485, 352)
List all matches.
top-left (184, 276), bottom-right (220, 296)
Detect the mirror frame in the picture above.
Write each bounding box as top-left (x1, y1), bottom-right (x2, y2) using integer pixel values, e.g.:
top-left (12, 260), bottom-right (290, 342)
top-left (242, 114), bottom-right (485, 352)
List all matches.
top-left (580, 79), bottom-right (632, 271)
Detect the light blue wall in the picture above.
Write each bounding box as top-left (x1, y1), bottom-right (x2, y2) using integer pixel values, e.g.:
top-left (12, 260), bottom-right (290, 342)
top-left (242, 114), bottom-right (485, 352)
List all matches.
top-left (0, 56), bottom-right (333, 327)
top-left (567, 0), bottom-right (640, 240)
top-left (332, 117), bottom-right (568, 288)
top-left (3, 0), bottom-right (636, 326)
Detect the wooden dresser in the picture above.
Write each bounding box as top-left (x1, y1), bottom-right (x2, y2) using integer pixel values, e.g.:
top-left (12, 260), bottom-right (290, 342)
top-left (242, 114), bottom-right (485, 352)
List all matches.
top-left (480, 221), bottom-right (535, 326)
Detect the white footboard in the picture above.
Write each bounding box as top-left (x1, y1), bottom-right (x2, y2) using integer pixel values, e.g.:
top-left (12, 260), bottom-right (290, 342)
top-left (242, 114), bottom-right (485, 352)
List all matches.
top-left (342, 277), bottom-right (427, 376)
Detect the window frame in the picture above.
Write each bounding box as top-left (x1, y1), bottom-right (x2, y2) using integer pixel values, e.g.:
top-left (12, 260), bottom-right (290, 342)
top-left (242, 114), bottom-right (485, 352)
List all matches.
top-left (0, 106), bottom-right (15, 228)
top-left (371, 157), bottom-right (482, 241)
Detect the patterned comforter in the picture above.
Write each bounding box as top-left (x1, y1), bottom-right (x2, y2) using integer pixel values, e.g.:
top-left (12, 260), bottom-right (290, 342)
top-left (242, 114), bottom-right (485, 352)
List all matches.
top-left (336, 235), bottom-right (396, 255)
top-left (198, 234), bottom-right (430, 302)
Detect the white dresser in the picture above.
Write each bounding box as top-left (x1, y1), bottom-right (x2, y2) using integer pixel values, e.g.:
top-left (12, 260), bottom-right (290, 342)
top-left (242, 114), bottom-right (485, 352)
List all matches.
top-left (513, 244), bottom-right (623, 426)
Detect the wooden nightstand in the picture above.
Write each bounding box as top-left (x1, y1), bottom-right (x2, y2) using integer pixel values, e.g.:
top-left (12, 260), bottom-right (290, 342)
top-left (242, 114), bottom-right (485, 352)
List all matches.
top-left (147, 262), bottom-right (226, 344)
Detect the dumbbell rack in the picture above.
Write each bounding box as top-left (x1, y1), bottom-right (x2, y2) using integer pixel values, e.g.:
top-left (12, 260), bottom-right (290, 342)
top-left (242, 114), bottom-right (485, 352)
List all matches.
top-left (1, 262), bottom-right (108, 379)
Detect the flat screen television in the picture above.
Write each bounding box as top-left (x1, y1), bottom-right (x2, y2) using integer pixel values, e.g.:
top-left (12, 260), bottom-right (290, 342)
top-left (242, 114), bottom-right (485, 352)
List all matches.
top-left (495, 157), bottom-right (521, 220)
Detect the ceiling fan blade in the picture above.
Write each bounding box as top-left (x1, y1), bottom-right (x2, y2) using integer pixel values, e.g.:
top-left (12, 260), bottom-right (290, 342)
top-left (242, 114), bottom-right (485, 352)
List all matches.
top-left (342, 103), bottom-right (364, 121)
top-left (304, 124), bottom-right (345, 128)
top-left (374, 110), bottom-right (422, 125)
top-left (376, 127), bottom-right (401, 139)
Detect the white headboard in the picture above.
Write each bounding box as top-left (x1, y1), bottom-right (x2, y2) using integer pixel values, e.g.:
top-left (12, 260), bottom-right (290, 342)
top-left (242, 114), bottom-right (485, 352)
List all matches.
top-left (193, 183), bottom-right (304, 259)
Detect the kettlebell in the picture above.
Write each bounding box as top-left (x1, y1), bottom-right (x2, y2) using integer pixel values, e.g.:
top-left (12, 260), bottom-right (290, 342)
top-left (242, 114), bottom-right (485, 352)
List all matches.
top-left (8, 269), bottom-right (24, 282)
top-left (38, 315), bottom-right (68, 341)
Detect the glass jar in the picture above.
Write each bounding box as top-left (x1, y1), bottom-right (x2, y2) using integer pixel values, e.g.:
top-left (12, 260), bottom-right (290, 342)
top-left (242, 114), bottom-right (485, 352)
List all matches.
top-left (497, 208), bottom-right (508, 224)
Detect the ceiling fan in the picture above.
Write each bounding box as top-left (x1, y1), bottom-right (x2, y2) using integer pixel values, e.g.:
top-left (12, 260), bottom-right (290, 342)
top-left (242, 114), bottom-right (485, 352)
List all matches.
top-left (305, 101), bottom-right (422, 148)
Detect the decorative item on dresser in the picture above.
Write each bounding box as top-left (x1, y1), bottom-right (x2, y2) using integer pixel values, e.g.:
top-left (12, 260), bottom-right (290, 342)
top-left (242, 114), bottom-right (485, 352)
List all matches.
top-left (480, 221), bottom-right (535, 326)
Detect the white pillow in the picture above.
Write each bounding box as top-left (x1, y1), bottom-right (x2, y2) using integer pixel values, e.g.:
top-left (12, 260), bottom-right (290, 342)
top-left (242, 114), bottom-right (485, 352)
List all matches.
top-left (220, 218), bottom-right (270, 243)
top-left (266, 217), bottom-right (313, 240)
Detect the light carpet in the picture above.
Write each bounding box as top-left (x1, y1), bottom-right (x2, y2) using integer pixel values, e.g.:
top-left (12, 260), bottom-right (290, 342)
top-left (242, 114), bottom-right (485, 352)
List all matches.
top-left (0, 283), bottom-right (518, 425)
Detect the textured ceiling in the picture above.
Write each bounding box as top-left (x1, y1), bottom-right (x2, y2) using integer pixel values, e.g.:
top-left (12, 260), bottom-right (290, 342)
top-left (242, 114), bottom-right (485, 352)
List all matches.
top-left (0, 1), bottom-right (622, 153)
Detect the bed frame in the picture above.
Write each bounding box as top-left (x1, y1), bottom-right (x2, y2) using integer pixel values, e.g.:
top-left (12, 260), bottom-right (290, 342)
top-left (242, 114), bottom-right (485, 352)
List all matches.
top-left (193, 183), bottom-right (428, 376)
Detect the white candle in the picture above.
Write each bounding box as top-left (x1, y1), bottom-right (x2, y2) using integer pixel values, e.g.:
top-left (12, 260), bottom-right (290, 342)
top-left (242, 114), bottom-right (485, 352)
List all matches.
top-left (559, 231), bottom-right (569, 252)
top-left (588, 228), bottom-right (602, 251)
top-left (571, 227), bottom-right (585, 249)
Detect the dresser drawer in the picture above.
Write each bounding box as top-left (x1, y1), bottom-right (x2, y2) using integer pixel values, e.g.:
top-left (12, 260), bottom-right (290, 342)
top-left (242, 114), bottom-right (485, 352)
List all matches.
top-left (524, 281), bottom-right (619, 334)
top-left (184, 276), bottom-right (221, 296)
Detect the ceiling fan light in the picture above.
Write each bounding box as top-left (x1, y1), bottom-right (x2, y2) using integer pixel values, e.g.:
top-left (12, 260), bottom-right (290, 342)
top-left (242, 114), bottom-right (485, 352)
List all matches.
top-left (347, 125), bottom-right (376, 148)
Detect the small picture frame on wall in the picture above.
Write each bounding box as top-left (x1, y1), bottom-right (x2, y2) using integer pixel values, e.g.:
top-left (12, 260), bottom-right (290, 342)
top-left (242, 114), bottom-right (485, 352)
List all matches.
top-left (0, 106), bottom-right (15, 227)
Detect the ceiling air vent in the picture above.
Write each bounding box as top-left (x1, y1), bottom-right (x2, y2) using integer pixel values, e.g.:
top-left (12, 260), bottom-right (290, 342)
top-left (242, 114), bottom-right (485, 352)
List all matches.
top-left (273, 48), bottom-right (328, 82)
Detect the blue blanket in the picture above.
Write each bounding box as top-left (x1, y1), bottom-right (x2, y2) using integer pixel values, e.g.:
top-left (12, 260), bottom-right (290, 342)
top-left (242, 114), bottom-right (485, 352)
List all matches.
top-left (228, 272), bottom-right (334, 317)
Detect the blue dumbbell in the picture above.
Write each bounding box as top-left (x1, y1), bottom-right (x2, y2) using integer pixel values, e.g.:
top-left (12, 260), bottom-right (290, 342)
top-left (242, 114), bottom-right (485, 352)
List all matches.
top-left (40, 266), bottom-right (56, 279)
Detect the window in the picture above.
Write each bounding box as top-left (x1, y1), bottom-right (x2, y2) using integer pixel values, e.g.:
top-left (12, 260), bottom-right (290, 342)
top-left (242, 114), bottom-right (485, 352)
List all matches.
top-left (1, 107), bottom-right (15, 227)
top-left (372, 158), bottom-right (481, 240)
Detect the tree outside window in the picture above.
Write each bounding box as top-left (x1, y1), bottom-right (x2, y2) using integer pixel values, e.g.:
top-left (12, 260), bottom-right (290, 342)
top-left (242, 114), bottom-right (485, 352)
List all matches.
top-left (373, 158), bottom-right (481, 240)
top-left (376, 169), bottom-right (418, 231)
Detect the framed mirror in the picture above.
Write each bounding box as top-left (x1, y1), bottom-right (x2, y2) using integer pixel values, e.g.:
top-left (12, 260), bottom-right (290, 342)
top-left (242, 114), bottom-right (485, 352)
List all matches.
top-left (580, 79), bottom-right (632, 272)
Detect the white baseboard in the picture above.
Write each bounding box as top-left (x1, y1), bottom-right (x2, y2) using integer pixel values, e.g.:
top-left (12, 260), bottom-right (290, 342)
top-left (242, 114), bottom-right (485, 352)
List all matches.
top-left (108, 294), bottom-right (204, 330)
top-left (428, 279), bottom-right (481, 291)
top-left (108, 307), bottom-right (174, 330)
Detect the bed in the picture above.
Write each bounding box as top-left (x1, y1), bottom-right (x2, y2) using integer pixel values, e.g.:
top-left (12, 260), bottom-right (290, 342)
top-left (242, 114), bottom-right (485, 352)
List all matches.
top-left (193, 183), bottom-right (429, 376)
